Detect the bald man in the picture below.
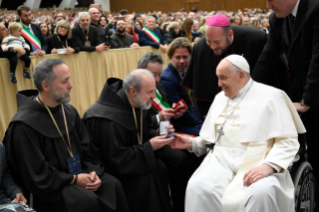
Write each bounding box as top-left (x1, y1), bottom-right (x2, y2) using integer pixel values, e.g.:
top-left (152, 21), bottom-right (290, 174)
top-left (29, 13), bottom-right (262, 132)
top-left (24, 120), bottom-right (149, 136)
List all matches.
top-left (182, 14), bottom-right (267, 116)
top-left (172, 55), bottom-right (305, 212)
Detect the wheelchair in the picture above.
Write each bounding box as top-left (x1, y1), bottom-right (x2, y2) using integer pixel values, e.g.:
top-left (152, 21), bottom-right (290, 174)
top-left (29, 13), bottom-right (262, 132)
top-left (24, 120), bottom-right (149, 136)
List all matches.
top-left (289, 134), bottom-right (317, 212)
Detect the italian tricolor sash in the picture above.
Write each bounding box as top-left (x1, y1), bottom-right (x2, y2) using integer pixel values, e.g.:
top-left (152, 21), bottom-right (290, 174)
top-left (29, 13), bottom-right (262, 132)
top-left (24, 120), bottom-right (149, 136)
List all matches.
top-left (142, 27), bottom-right (160, 44)
top-left (152, 90), bottom-right (170, 111)
top-left (19, 22), bottom-right (41, 51)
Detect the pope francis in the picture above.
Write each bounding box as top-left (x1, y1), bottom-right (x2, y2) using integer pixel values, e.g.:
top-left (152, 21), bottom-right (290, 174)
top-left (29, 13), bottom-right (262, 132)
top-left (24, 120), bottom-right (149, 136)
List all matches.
top-left (171, 54), bottom-right (306, 212)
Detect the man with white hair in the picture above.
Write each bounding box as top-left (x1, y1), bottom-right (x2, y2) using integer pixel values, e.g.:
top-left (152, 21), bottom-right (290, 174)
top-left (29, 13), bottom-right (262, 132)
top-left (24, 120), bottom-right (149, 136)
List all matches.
top-left (83, 69), bottom-right (176, 212)
top-left (172, 54), bottom-right (305, 212)
top-left (72, 12), bottom-right (109, 52)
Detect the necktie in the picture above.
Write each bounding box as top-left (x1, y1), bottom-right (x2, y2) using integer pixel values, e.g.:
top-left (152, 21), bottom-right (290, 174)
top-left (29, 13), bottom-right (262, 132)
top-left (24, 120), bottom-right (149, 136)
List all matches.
top-left (288, 14), bottom-right (295, 34)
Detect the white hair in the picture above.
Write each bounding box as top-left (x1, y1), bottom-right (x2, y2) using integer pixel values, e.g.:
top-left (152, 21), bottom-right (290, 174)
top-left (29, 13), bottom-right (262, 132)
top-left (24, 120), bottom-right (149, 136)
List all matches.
top-left (78, 12), bottom-right (90, 20)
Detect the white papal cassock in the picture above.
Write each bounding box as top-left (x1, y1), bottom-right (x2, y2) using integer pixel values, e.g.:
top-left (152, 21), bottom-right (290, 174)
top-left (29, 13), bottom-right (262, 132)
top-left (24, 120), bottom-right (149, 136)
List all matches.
top-left (186, 79), bottom-right (306, 212)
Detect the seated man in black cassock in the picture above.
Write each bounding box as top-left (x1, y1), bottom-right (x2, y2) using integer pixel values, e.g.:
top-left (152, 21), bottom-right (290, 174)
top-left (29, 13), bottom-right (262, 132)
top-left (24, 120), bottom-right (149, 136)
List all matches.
top-left (137, 52), bottom-right (203, 212)
top-left (3, 59), bottom-right (129, 212)
top-left (83, 69), bottom-right (176, 212)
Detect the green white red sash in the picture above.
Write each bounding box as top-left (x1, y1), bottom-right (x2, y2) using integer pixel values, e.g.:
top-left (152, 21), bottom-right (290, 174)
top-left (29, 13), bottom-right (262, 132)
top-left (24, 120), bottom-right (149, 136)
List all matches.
top-left (19, 22), bottom-right (41, 51)
top-left (152, 90), bottom-right (170, 111)
top-left (142, 27), bottom-right (160, 43)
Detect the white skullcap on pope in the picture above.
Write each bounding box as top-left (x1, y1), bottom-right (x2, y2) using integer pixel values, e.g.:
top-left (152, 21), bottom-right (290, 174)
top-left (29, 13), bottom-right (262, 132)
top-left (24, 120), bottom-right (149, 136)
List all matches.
top-left (224, 54), bottom-right (250, 74)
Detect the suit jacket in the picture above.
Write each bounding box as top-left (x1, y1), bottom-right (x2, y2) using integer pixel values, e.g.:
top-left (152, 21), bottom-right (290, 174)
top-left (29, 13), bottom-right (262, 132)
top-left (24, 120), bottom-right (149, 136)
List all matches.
top-left (71, 25), bottom-right (102, 52)
top-left (21, 23), bottom-right (48, 53)
top-left (139, 28), bottom-right (168, 49)
top-left (160, 63), bottom-right (203, 135)
top-left (46, 34), bottom-right (79, 54)
top-left (90, 23), bottom-right (110, 45)
top-left (252, 0), bottom-right (319, 107)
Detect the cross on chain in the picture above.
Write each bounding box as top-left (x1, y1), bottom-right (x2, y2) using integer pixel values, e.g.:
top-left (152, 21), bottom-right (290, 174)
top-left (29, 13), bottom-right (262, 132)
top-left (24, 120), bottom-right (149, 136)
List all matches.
top-left (216, 126), bottom-right (224, 143)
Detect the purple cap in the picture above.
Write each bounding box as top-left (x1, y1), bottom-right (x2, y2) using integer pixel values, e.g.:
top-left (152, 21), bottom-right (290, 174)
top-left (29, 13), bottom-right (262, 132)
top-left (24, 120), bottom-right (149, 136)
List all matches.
top-left (206, 14), bottom-right (230, 27)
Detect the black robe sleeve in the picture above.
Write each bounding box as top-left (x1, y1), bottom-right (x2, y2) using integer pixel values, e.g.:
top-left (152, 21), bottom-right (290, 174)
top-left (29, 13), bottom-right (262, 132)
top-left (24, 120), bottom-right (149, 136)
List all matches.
top-left (85, 119), bottom-right (157, 176)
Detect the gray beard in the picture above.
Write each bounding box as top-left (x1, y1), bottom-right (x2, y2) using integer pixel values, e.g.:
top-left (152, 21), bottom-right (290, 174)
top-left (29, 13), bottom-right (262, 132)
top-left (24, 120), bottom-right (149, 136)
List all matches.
top-left (133, 95), bottom-right (152, 110)
top-left (49, 86), bottom-right (71, 104)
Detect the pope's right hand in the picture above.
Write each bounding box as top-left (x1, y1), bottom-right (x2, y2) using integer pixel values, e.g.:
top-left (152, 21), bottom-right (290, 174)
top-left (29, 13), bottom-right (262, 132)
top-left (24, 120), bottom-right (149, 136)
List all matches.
top-left (170, 134), bottom-right (192, 150)
top-left (150, 135), bottom-right (175, 150)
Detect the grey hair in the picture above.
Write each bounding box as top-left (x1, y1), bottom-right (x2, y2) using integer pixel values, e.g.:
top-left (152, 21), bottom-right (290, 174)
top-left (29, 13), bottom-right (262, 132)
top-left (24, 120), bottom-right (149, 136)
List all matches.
top-left (78, 12), bottom-right (90, 20)
top-left (33, 59), bottom-right (65, 92)
top-left (193, 20), bottom-right (200, 27)
top-left (123, 69), bottom-right (154, 93)
top-left (144, 16), bottom-right (156, 24)
top-left (137, 52), bottom-right (164, 69)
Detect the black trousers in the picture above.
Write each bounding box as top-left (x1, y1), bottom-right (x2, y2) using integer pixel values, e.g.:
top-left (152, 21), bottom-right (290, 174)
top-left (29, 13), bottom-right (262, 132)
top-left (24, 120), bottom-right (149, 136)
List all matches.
top-left (7, 50), bottom-right (31, 75)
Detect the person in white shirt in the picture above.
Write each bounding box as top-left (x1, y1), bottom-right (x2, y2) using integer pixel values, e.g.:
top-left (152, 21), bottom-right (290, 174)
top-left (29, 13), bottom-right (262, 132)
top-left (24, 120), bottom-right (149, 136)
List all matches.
top-left (171, 54), bottom-right (305, 212)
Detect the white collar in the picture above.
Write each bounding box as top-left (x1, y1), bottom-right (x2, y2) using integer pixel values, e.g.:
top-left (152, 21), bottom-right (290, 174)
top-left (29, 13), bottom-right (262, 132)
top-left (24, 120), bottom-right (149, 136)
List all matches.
top-left (231, 78), bottom-right (253, 100)
top-left (291, 0), bottom-right (300, 17)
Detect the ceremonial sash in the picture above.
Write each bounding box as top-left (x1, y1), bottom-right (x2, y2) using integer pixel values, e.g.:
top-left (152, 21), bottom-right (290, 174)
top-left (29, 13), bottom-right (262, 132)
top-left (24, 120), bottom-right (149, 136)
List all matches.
top-left (152, 90), bottom-right (170, 111)
top-left (19, 22), bottom-right (41, 51)
top-left (142, 27), bottom-right (160, 43)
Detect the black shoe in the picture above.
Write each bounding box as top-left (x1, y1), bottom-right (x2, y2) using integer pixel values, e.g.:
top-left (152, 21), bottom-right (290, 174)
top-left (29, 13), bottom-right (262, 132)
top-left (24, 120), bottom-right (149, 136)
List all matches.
top-left (11, 74), bottom-right (17, 83)
top-left (23, 70), bottom-right (31, 79)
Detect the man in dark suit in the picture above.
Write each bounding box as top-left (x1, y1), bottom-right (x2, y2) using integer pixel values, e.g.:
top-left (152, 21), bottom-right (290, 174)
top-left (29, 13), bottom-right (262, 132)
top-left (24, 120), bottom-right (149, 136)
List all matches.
top-left (17, 5), bottom-right (47, 56)
top-left (161, 38), bottom-right (203, 136)
top-left (89, 7), bottom-right (110, 45)
top-left (252, 0), bottom-right (319, 177)
top-left (72, 12), bottom-right (109, 52)
top-left (139, 16), bottom-right (168, 53)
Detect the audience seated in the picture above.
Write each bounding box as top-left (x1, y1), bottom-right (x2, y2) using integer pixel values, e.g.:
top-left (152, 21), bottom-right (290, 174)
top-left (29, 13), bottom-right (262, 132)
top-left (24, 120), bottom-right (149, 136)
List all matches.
top-left (164, 22), bottom-right (186, 44)
top-left (72, 12), bottom-right (109, 52)
top-left (139, 16), bottom-right (168, 53)
top-left (46, 20), bottom-right (78, 55)
top-left (160, 38), bottom-right (203, 136)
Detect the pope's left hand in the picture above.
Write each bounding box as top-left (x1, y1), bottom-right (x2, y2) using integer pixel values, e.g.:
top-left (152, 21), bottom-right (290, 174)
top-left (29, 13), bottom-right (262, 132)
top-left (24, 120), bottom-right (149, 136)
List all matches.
top-left (243, 164), bottom-right (274, 187)
top-left (293, 102), bottom-right (310, 113)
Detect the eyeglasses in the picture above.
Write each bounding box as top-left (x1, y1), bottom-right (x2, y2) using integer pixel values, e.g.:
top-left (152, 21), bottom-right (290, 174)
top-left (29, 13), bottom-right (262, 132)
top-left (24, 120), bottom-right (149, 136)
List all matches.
top-left (92, 12), bottom-right (100, 15)
top-left (117, 23), bottom-right (126, 26)
top-left (59, 26), bottom-right (68, 30)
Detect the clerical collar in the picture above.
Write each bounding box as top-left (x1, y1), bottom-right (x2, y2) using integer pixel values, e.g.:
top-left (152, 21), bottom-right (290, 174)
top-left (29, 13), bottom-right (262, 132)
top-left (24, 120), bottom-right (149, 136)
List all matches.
top-left (232, 78), bottom-right (253, 99)
top-left (291, 0), bottom-right (300, 17)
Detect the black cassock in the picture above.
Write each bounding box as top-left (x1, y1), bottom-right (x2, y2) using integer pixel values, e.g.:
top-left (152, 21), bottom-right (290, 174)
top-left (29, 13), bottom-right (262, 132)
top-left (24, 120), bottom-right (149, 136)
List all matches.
top-left (83, 78), bottom-right (172, 212)
top-left (3, 90), bottom-right (129, 212)
top-left (182, 26), bottom-right (268, 115)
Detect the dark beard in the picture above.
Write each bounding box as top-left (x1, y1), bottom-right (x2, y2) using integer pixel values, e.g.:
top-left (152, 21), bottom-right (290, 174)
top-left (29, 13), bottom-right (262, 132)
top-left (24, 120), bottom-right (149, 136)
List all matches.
top-left (117, 28), bottom-right (126, 33)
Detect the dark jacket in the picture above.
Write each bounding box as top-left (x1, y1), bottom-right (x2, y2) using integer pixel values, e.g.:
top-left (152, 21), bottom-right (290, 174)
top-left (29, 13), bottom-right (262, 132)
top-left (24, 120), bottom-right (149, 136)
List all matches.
top-left (90, 22), bottom-right (110, 45)
top-left (110, 32), bottom-right (135, 49)
top-left (191, 31), bottom-right (203, 42)
top-left (46, 34), bottom-right (79, 54)
top-left (139, 28), bottom-right (168, 49)
top-left (164, 29), bottom-right (187, 44)
top-left (71, 25), bottom-right (102, 52)
top-left (252, 0), bottom-right (319, 107)
top-left (21, 23), bottom-right (48, 53)
top-left (160, 63), bottom-right (203, 136)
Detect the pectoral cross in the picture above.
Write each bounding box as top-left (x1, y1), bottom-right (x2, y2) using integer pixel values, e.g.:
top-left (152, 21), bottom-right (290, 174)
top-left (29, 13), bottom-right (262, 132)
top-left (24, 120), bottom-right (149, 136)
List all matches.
top-left (216, 126), bottom-right (224, 143)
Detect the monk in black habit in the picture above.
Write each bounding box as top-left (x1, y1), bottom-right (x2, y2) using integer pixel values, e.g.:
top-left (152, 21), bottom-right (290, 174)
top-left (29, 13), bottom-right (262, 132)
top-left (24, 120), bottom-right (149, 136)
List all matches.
top-left (182, 14), bottom-right (267, 115)
top-left (83, 69), bottom-right (176, 212)
top-left (3, 59), bottom-right (129, 212)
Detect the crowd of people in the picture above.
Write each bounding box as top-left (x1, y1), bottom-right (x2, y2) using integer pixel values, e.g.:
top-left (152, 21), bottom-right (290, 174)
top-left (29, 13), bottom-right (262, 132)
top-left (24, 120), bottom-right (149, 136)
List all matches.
top-left (0, 5), bottom-right (272, 83)
top-left (0, 0), bottom-right (319, 211)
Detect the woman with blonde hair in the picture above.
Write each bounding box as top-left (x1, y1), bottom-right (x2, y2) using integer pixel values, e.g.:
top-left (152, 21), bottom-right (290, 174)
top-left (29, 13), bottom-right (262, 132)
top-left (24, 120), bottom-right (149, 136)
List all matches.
top-left (125, 22), bottom-right (139, 42)
top-left (181, 18), bottom-right (193, 42)
top-left (46, 20), bottom-right (78, 54)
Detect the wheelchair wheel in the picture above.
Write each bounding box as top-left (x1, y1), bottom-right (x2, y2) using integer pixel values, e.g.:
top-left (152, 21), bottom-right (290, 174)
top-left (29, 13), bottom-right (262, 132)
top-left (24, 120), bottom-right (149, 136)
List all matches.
top-left (294, 162), bottom-right (316, 212)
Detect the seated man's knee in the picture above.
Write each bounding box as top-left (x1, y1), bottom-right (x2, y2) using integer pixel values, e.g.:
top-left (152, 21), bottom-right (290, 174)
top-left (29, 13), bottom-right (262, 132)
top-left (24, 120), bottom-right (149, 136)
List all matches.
top-left (246, 177), bottom-right (276, 203)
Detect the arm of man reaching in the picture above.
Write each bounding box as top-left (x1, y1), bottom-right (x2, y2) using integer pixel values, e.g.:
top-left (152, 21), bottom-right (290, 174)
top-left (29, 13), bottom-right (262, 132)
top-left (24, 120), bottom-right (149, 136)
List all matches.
top-left (170, 134), bottom-right (207, 156)
top-left (243, 136), bottom-right (299, 187)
